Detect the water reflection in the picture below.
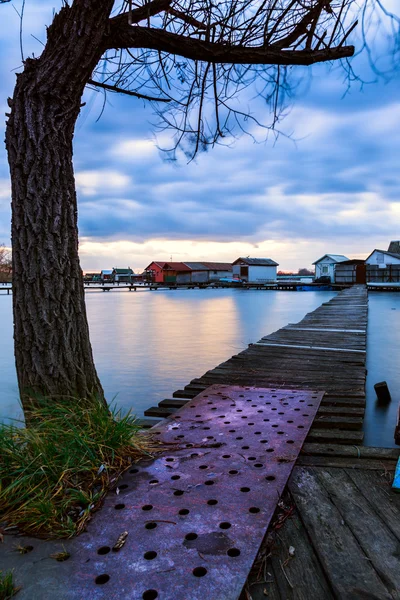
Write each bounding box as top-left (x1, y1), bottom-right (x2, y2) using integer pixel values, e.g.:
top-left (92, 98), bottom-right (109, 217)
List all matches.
top-left (3, 288), bottom-right (399, 446)
top-left (365, 292), bottom-right (400, 448)
top-left (0, 289), bottom-right (335, 421)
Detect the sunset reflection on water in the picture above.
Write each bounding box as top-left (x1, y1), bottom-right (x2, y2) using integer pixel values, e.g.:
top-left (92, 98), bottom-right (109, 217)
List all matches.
top-left (1, 288), bottom-right (335, 421)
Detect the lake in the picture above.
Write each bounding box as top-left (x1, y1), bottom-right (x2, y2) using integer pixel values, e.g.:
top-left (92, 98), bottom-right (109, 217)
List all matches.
top-left (365, 292), bottom-right (400, 448)
top-left (1, 288), bottom-right (399, 447)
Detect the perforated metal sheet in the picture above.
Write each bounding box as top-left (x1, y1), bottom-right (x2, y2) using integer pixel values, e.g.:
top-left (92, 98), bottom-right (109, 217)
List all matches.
top-left (61, 385), bottom-right (323, 600)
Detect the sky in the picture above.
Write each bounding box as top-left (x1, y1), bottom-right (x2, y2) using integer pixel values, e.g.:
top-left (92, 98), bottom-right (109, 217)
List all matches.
top-left (0, 1), bottom-right (399, 273)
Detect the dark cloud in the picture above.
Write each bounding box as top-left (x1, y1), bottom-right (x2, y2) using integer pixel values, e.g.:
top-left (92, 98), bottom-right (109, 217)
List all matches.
top-left (1, 1), bottom-right (400, 264)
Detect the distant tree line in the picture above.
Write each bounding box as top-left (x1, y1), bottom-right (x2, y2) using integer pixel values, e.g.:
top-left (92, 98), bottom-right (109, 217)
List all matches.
top-left (0, 244), bottom-right (12, 283)
top-left (278, 268), bottom-right (315, 276)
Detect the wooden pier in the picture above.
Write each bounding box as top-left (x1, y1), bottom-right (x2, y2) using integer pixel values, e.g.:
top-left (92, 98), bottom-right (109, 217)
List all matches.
top-left (143, 286), bottom-right (368, 450)
top-left (140, 285), bottom-right (400, 599)
top-left (245, 454), bottom-right (400, 600)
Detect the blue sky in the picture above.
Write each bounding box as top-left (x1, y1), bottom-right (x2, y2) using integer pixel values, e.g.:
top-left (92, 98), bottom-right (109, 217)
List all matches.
top-left (0, 1), bottom-right (399, 272)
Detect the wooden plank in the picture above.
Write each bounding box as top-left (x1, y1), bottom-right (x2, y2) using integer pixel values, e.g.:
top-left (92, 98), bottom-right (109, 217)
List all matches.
top-left (306, 429), bottom-right (364, 444)
top-left (317, 406), bottom-right (365, 417)
top-left (290, 467), bottom-right (394, 599)
top-left (301, 443), bottom-right (400, 461)
top-left (317, 468), bottom-right (400, 597)
top-left (229, 356), bottom-right (366, 369)
top-left (254, 342), bottom-right (366, 353)
top-left (173, 389), bottom-right (196, 399)
top-left (268, 509), bottom-right (335, 600)
top-left (158, 398), bottom-right (189, 408)
top-left (183, 383), bottom-right (208, 392)
top-left (296, 455), bottom-right (397, 471)
top-left (136, 417), bottom-right (162, 428)
top-left (323, 390), bottom-right (366, 398)
top-left (195, 372), bottom-right (365, 386)
top-left (313, 415), bottom-right (363, 430)
top-left (247, 507), bottom-right (334, 600)
top-left (347, 468), bottom-right (400, 541)
top-left (321, 395), bottom-right (366, 407)
top-left (144, 406), bottom-right (177, 417)
top-left (286, 327), bottom-right (365, 333)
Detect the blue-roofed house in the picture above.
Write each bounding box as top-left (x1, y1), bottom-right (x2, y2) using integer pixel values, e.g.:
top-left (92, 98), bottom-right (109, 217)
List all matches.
top-left (100, 269), bottom-right (113, 282)
top-left (312, 254), bottom-right (349, 282)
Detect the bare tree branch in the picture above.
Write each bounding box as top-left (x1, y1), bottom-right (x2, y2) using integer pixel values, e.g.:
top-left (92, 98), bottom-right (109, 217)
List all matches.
top-left (87, 78), bottom-right (171, 101)
top-left (110, 0), bottom-right (173, 26)
top-left (106, 24), bottom-right (354, 64)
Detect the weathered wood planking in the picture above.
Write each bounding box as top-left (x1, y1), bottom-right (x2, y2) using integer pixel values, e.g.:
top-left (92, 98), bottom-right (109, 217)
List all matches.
top-left (246, 464), bottom-right (400, 600)
top-left (246, 507), bottom-right (335, 600)
top-left (289, 467), bottom-right (396, 599)
top-left (145, 286), bottom-right (368, 449)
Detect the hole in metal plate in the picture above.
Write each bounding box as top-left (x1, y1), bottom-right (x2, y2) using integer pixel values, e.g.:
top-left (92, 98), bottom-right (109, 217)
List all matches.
top-left (142, 590), bottom-right (158, 600)
top-left (193, 567), bottom-right (207, 577)
top-left (95, 574), bottom-right (110, 585)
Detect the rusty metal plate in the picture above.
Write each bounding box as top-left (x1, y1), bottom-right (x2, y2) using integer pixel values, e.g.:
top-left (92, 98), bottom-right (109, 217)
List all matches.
top-left (62, 385), bottom-right (323, 600)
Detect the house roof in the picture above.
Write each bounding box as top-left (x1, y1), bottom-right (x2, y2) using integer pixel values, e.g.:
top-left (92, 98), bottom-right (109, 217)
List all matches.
top-left (365, 249), bottom-right (400, 262)
top-left (145, 261), bottom-right (192, 272)
top-left (164, 262), bottom-right (192, 271)
top-left (232, 257), bottom-right (279, 267)
top-left (312, 254), bottom-right (349, 265)
top-left (336, 259), bottom-right (365, 265)
top-left (183, 262), bottom-right (208, 270)
top-left (113, 268), bottom-right (133, 274)
top-left (101, 269), bottom-right (113, 275)
top-left (182, 262), bottom-right (233, 271)
top-left (145, 261), bottom-right (167, 270)
top-left (201, 262), bottom-right (233, 271)
top-left (388, 241), bottom-right (400, 254)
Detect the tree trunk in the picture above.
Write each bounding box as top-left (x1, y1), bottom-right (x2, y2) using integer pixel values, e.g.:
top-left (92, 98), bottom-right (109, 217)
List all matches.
top-left (5, 0), bottom-right (113, 412)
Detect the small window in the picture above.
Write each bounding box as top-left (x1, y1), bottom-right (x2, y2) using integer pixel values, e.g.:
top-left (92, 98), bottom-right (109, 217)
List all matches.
top-left (213, 271), bottom-right (217, 274)
top-left (322, 266), bottom-right (329, 274)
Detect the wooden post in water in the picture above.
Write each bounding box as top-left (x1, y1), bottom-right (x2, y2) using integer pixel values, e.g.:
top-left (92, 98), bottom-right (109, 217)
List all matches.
top-left (395, 402), bottom-right (400, 446)
top-left (374, 381), bottom-right (391, 403)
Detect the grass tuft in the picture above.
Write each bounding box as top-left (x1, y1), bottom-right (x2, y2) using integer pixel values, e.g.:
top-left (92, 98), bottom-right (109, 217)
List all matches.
top-left (0, 570), bottom-right (20, 600)
top-left (0, 396), bottom-right (156, 538)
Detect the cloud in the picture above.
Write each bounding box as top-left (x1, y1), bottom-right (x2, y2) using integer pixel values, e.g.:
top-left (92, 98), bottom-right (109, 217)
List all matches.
top-left (0, 2), bottom-right (400, 271)
top-left (0, 179), bottom-right (10, 201)
top-left (75, 170), bottom-right (131, 197)
top-left (111, 139), bottom-right (158, 161)
top-left (71, 97), bottom-right (400, 252)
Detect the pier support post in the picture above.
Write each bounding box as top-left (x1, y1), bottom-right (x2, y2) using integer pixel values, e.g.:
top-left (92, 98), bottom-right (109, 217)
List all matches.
top-left (374, 381), bottom-right (391, 403)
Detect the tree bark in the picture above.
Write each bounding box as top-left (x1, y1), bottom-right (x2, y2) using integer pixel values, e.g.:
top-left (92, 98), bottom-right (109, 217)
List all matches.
top-left (5, 0), bottom-right (113, 412)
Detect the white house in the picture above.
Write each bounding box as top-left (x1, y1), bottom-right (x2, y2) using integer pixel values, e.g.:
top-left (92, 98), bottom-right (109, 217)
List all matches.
top-left (365, 249), bottom-right (400, 267)
top-left (100, 269), bottom-right (113, 282)
top-left (312, 254), bottom-right (349, 282)
top-left (112, 267), bottom-right (134, 282)
top-left (232, 257), bottom-right (278, 283)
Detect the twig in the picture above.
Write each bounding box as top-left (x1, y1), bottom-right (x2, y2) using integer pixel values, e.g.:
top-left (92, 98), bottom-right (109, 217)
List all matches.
top-left (279, 559), bottom-right (293, 589)
top-left (87, 79), bottom-right (171, 102)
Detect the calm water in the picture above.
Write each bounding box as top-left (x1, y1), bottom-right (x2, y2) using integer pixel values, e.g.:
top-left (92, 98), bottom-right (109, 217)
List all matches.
top-left (0, 289), bottom-right (335, 421)
top-left (365, 293), bottom-right (400, 448)
top-left (1, 289), bottom-right (399, 448)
